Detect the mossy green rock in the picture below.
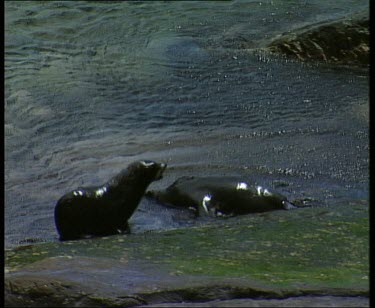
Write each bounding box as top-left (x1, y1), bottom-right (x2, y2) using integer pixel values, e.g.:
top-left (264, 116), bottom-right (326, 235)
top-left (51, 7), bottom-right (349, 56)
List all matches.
top-left (5, 204), bottom-right (369, 307)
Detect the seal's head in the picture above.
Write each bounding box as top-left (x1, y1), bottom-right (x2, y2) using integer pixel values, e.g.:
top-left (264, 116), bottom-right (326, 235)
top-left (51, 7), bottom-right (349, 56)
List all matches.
top-left (126, 160), bottom-right (167, 182)
top-left (140, 160), bottom-right (167, 180)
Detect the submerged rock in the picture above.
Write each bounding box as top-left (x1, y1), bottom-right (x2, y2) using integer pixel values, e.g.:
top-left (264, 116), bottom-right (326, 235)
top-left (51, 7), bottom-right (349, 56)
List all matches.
top-left (267, 11), bottom-right (369, 66)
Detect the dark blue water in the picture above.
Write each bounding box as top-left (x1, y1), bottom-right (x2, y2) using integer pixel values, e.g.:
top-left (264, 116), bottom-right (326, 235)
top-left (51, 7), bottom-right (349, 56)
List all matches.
top-left (5, 1), bottom-right (369, 248)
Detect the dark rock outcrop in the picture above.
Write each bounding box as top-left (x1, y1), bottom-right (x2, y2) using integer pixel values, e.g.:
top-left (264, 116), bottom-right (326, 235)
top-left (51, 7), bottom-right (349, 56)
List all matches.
top-left (267, 11), bottom-right (369, 65)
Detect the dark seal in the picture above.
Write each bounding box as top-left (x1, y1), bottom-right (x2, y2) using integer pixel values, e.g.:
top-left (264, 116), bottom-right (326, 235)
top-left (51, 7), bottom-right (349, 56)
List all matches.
top-left (147, 176), bottom-right (296, 217)
top-left (55, 160), bottom-right (167, 241)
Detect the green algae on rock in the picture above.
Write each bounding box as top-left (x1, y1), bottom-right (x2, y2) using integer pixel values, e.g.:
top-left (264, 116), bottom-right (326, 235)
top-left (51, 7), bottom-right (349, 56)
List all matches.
top-left (5, 203), bottom-right (368, 306)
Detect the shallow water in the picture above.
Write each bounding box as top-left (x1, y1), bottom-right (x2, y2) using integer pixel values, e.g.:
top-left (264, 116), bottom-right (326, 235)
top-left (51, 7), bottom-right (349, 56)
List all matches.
top-left (5, 1), bottom-right (369, 248)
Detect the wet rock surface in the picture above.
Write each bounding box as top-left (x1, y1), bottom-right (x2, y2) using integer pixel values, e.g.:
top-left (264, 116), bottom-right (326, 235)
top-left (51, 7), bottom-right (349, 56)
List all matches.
top-left (5, 203), bottom-right (368, 307)
top-left (142, 296), bottom-right (369, 307)
top-left (267, 11), bottom-right (369, 65)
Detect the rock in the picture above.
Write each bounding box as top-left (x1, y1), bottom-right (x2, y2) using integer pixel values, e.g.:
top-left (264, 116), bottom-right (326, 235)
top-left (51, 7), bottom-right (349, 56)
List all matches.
top-left (5, 204), bottom-right (369, 307)
top-left (141, 296), bottom-right (370, 307)
top-left (267, 11), bottom-right (369, 65)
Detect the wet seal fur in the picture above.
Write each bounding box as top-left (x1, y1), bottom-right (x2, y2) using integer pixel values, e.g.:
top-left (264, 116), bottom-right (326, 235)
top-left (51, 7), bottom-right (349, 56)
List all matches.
top-left (55, 160), bottom-right (167, 241)
top-left (146, 176), bottom-right (296, 217)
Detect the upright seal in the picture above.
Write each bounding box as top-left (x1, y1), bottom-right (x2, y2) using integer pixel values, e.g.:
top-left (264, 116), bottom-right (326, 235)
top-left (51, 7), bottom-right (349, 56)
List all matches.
top-left (55, 160), bottom-right (167, 241)
top-left (147, 176), bottom-right (296, 217)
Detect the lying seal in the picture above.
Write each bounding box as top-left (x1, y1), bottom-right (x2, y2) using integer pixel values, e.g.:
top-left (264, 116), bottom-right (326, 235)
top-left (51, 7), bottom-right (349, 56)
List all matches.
top-left (55, 160), bottom-right (167, 241)
top-left (146, 176), bottom-right (296, 217)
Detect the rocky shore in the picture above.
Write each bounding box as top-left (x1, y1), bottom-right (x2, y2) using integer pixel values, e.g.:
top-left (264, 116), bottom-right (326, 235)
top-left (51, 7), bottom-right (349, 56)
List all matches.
top-left (5, 203), bottom-right (369, 307)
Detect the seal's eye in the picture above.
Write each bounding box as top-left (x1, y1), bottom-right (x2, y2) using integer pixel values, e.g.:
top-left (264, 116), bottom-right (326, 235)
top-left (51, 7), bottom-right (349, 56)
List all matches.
top-left (140, 160), bottom-right (156, 167)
